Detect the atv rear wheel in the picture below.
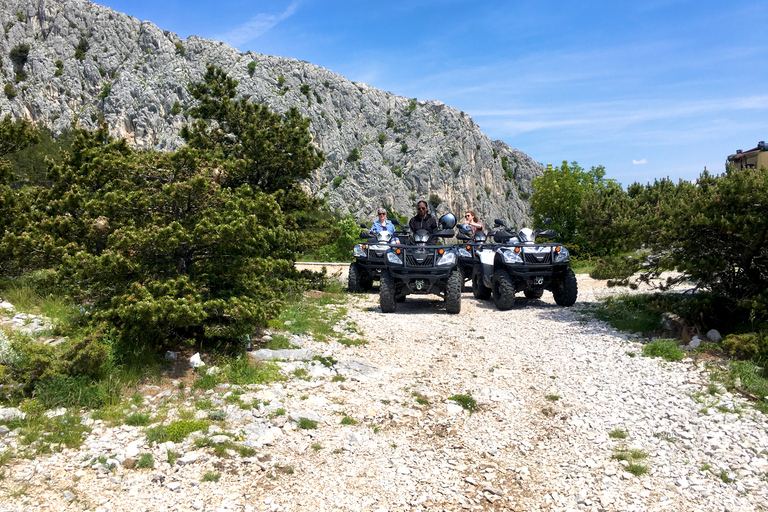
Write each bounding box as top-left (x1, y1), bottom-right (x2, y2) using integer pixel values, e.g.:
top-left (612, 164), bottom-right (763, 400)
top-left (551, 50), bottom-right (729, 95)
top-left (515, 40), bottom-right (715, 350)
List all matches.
top-left (492, 269), bottom-right (517, 310)
top-left (553, 268), bottom-right (578, 306)
top-left (472, 269), bottom-right (492, 300)
top-left (524, 288), bottom-right (544, 299)
top-left (445, 270), bottom-right (462, 314)
top-left (380, 270), bottom-right (397, 313)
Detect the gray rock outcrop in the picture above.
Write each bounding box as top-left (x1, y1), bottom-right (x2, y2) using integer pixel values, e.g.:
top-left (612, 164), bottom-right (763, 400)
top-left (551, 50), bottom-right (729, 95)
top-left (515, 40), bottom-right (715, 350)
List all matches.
top-left (1, 0), bottom-right (542, 226)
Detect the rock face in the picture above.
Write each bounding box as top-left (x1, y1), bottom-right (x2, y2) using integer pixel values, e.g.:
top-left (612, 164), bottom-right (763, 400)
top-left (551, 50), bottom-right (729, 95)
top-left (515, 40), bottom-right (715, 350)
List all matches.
top-left (0, 0), bottom-right (542, 225)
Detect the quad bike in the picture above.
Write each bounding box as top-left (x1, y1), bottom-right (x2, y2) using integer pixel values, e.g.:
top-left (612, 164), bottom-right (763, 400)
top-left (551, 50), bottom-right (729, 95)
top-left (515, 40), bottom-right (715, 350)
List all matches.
top-left (379, 213), bottom-right (462, 314)
top-left (456, 223), bottom-right (489, 292)
top-left (348, 219), bottom-right (404, 292)
top-left (472, 218), bottom-right (578, 310)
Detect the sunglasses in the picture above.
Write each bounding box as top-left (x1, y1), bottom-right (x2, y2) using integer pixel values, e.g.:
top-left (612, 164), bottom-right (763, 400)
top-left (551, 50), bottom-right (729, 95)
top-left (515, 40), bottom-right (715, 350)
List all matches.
top-left (417, 207), bottom-right (427, 211)
top-left (378, 212), bottom-right (386, 216)
top-left (465, 214), bottom-right (472, 218)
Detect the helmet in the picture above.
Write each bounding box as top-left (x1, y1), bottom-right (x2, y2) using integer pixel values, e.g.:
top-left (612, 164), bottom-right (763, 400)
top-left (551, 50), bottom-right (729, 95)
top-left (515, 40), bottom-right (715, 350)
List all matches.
top-left (439, 213), bottom-right (456, 229)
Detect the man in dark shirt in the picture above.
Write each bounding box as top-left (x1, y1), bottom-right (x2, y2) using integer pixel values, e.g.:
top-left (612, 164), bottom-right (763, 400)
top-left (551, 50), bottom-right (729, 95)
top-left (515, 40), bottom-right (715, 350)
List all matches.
top-left (408, 200), bottom-right (438, 243)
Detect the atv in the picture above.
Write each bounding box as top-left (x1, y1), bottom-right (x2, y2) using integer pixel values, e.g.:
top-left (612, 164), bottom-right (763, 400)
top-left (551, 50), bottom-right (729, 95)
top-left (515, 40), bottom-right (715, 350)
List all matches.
top-left (379, 213), bottom-right (462, 314)
top-left (472, 218), bottom-right (578, 310)
top-left (456, 223), bottom-right (489, 292)
top-left (348, 219), bottom-right (404, 293)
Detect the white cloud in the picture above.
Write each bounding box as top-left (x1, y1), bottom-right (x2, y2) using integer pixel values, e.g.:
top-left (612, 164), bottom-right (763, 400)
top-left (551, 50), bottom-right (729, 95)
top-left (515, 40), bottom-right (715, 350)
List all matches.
top-left (215, 2), bottom-right (300, 48)
top-left (632, 159), bottom-right (648, 165)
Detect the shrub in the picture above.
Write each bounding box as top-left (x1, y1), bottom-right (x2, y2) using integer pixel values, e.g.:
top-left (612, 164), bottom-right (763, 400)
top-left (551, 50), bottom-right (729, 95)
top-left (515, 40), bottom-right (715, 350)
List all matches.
top-left (75, 38), bottom-right (89, 60)
top-left (247, 61), bottom-right (256, 75)
top-left (347, 148), bottom-right (360, 162)
top-left (3, 83), bottom-right (15, 99)
top-left (297, 417), bottom-right (317, 429)
top-left (174, 41), bottom-right (184, 54)
top-left (722, 332), bottom-right (768, 361)
top-left (146, 420), bottom-right (209, 444)
top-left (377, 134), bottom-right (386, 147)
top-left (170, 101), bottom-right (182, 115)
top-left (9, 44), bottom-right (29, 71)
top-left (400, 143), bottom-right (408, 154)
top-left (98, 83), bottom-right (111, 99)
top-left (428, 194), bottom-right (441, 209)
top-left (332, 176), bottom-right (343, 189)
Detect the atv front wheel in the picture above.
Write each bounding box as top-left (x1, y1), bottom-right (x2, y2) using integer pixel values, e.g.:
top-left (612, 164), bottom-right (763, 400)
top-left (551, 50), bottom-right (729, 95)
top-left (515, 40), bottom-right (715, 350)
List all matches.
top-left (445, 270), bottom-right (462, 314)
top-left (380, 270), bottom-right (397, 313)
top-left (492, 269), bottom-right (517, 310)
top-left (348, 261), bottom-right (363, 293)
top-left (553, 268), bottom-right (578, 307)
top-left (472, 269), bottom-right (492, 300)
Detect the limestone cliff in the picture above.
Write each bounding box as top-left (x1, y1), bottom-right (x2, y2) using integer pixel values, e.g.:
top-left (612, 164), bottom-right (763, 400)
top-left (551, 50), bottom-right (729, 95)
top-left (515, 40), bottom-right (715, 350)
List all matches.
top-left (1, 0), bottom-right (543, 226)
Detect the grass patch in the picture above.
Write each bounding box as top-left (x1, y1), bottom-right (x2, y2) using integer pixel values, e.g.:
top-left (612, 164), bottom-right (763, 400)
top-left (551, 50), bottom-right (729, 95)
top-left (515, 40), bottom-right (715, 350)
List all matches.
top-left (340, 416), bottom-right (357, 425)
top-left (136, 453), bottom-right (154, 468)
top-left (267, 291), bottom-right (360, 344)
top-left (202, 471), bottom-right (221, 482)
top-left (642, 339), bottom-right (685, 362)
top-left (124, 412), bottom-right (151, 426)
top-left (297, 417), bottom-right (317, 430)
top-left (448, 394), bottom-right (478, 413)
top-left (545, 394), bottom-right (560, 402)
top-left (145, 420), bottom-right (209, 444)
top-left (626, 462), bottom-right (649, 476)
top-left (608, 429), bottom-right (627, 439)
top-left (311, 443), bottom-right (323, 451)
top-left (586, 294), bottom-right (663, 334)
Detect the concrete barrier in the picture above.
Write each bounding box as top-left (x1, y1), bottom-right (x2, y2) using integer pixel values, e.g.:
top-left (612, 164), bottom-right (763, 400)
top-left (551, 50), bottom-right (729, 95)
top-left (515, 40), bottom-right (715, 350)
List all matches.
top-left (295, 262), bottom-right (350, 281)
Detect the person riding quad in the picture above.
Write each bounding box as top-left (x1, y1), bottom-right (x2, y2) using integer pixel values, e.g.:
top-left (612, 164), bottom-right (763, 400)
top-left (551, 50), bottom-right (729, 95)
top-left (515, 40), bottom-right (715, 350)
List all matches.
top-left (464, 210), bottom-right (484, 235)
top-left (408, 200), bottom-right (438, 244)
top-left (370, 208), bottom-right (400, 243)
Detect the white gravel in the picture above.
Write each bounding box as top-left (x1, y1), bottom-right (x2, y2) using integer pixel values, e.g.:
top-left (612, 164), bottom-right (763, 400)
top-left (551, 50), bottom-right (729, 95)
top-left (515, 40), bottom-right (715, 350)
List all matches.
top-left (1, 275), bottom-right (767, 512)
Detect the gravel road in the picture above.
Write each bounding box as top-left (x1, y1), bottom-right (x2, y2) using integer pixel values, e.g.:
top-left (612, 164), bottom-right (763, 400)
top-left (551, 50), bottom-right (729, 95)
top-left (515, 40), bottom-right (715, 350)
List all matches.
top-left (1, 275), bottom-right (767, 512)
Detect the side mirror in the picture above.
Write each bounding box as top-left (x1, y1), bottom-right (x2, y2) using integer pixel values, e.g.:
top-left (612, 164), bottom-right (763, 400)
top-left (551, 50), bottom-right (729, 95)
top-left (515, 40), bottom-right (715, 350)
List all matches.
top-left (391, 218), bottom-right (401, 226)
top-left (359, 223), bottom-right (368, 229)
top-left (494, 218), bottom-right (506, 227)
top-left (542, 217), bottom-right (553, 226)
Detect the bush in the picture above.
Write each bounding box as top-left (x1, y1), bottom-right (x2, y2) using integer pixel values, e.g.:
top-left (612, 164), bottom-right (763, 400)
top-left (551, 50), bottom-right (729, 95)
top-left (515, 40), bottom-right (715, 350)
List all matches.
top-left (347, 148), bottom-right (360, 162)
top-left (4, 83), bottom-right (16, 99)
top-left (723, 332), bottom-right (768, 361)
top-left (74, 38), bottom-right (89, 60)
top-left (174, 41), bottom-right (184, 54)
top-left (247, 61), bottom-right (256, 76)
top-left (428, 194), bottom-right (441, 209)
top-left (9, 44), bottom-right (29, 71)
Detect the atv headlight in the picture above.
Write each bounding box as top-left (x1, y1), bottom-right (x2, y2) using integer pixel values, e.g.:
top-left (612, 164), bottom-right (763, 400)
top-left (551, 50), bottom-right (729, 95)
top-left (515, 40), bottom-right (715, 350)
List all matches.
top-left (458, 247), bottom-right (472, 258)
top-left (386, 252), bottom-right (403, 265)
top-left (436, 251), bottom-right (457, 266)
top-left (554, 246), bottom-right (570, 263)
top-left (502, 248), bottom-right (523, 264)
top-left (353, 244), bottom-right (366, 258)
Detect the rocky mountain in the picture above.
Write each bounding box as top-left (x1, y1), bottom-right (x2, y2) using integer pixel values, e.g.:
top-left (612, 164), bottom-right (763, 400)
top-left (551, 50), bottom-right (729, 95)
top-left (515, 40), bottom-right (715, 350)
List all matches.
top-left (0, 0), bottom-right (543, 226)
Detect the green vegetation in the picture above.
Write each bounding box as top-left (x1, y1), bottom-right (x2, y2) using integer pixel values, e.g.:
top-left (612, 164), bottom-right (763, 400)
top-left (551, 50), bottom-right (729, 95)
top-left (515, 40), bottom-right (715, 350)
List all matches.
top-left (608, 429), bottom-right (628, 439)
top-left (174, 41), bottom-right (184, 54)
top-left (448, 394), bottom-right (478, 413)
top-left (297, 417), bottom-right (317, 429)
top-left (347, 147), bottom-right (360, 162)
top-left (247, 61), bottom-right (257, 75)
top-left (202, 471), bottom-right (221, 482)
top-left (145, 420), bottom-right (209, 444)
top-left (642, 339), bottom-right (685, 362)
top-left (75, 38), bottom-right (89, 60)
top-left (4, 84), bottom-right (15, 99)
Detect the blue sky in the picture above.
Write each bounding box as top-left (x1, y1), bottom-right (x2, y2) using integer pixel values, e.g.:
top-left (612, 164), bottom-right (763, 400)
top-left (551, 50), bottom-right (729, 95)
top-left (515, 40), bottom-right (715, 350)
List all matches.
top-left (97, 0), bottom-right (768, 188)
